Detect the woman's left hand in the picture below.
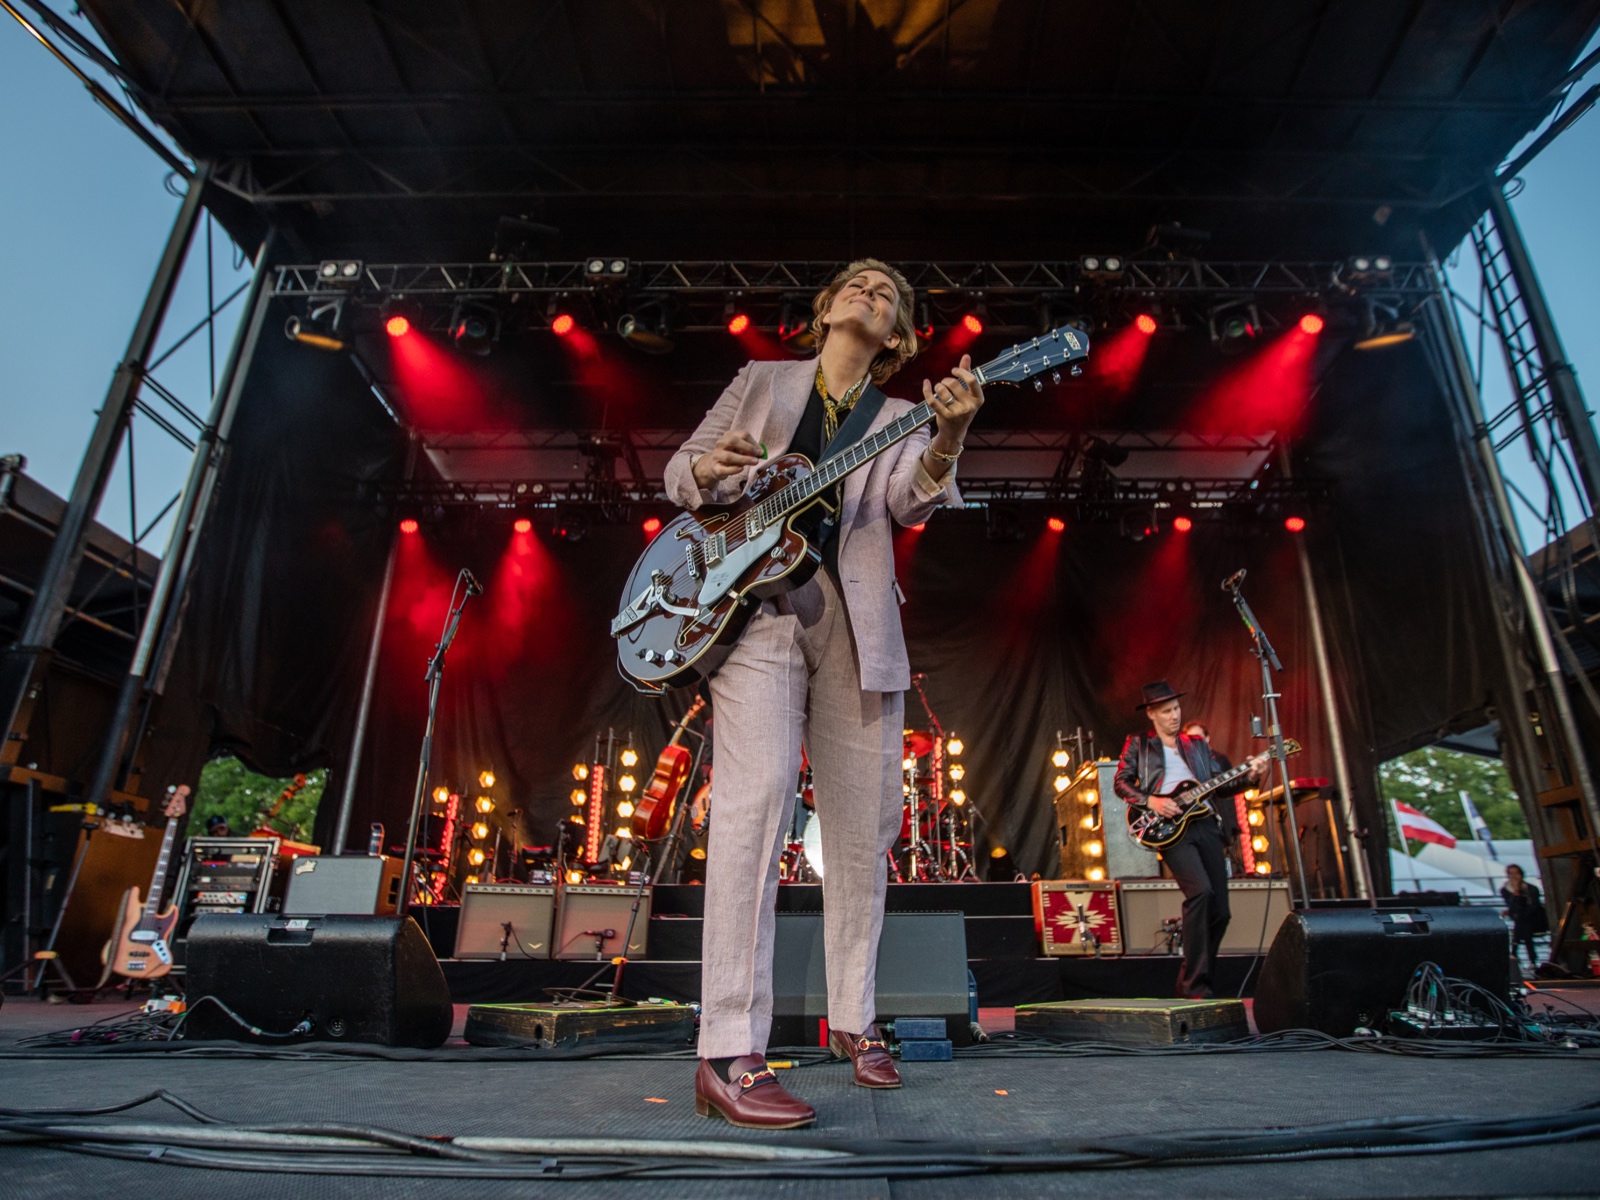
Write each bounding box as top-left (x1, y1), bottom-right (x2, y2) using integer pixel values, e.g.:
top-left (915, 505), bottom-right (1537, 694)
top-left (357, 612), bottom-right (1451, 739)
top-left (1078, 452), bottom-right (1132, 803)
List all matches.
top-left (923, 354), bottom-right (984, 449)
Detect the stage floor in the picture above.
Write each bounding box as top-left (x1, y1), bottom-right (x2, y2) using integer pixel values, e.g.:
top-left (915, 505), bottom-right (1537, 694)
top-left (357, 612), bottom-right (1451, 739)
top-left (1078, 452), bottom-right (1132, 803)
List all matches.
top-left (3, 996), bottom-right (1598, 1198)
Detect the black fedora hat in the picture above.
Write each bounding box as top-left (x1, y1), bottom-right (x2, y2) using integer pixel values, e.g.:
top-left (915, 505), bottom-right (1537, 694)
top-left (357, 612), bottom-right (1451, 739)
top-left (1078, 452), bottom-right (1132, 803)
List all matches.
top-left (1137, 680), bottom-right (1185, 711)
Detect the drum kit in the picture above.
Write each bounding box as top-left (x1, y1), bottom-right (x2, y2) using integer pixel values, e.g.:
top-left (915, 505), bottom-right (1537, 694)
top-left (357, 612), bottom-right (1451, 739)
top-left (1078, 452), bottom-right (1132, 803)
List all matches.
top-left (779, 728), bottom-right (978, 883)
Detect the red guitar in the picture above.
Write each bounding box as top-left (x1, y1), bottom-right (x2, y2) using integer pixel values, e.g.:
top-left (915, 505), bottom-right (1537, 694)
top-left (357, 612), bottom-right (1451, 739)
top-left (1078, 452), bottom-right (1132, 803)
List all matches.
top-left (103, 785), bottom-right (189, 981)
top-left (631, 695), bottom-right (706, 840)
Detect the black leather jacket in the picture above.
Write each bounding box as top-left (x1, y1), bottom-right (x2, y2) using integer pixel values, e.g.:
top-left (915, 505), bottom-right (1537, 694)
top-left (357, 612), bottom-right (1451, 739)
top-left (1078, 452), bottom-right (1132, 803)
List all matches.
top-left (1114, 731), bottom-right (1243, 838)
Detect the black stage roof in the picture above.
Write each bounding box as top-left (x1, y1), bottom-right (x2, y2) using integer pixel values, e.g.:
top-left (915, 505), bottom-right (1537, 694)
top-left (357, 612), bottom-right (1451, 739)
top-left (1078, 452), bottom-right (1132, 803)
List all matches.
top-left (80, 0), bottom-right (1600, 262)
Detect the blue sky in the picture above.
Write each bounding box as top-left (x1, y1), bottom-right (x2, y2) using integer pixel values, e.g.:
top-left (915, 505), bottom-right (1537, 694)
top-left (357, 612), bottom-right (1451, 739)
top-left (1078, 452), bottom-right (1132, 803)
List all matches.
top-left (0, 16), bottom-right (1596, 556)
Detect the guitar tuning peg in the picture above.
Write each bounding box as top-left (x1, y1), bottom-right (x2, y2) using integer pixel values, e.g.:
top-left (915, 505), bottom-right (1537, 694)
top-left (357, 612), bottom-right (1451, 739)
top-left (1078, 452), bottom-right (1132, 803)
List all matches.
top-left (1033, 378), bottom-right (1044, 392)
top-left (1051, 371), bottom-right (1061, 383)
top-left (1071, 364), bottom-right (1084, 376)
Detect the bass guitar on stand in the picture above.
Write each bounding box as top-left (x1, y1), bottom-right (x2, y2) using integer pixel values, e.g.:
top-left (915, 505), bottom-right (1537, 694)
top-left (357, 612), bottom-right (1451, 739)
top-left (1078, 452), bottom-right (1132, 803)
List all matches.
top-left (102, 784), bottom-right (189, 982)
top-left (611, 326), bottom-right (1091, 692)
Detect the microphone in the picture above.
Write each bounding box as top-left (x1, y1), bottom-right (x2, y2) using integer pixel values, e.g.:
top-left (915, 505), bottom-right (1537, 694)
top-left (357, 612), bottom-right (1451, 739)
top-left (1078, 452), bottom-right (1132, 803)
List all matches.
top-left (463, 569), bottom-right (484, 596)
top-left (1221, 569), bottom-right (1247, 593)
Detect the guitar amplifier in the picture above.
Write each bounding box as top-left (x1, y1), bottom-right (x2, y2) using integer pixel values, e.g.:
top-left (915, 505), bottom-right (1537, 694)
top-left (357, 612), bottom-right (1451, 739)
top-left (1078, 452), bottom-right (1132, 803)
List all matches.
top-left (455, 884), bottom-right (556, 959)
top-left (553, 884), bottom-right (651, 960)
top-left (283, 854), bottom-right (403, 916)
top-left (1119, 879), bottom-right (1292, 955)
top-left (1032, 880), bottom-right (1123, 955)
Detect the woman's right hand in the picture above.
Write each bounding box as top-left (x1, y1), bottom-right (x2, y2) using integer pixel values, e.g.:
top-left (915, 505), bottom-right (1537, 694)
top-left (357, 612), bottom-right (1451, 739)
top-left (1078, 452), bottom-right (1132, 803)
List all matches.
top-left (692, 430), bottom-right (764, 489)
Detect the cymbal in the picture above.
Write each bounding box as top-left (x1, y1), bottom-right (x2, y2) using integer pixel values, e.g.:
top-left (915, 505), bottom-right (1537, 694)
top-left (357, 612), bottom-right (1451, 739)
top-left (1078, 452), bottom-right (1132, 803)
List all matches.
top-left (903, 729), bottom-right (935, 758)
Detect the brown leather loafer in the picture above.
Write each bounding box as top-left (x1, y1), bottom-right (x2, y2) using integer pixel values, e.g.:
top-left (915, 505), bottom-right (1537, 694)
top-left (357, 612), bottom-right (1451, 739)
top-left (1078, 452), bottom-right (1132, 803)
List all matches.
top-left (694, 1055), bottom-right (816, 1129)
top-left (827, 1024), bottom-right (902, 1089)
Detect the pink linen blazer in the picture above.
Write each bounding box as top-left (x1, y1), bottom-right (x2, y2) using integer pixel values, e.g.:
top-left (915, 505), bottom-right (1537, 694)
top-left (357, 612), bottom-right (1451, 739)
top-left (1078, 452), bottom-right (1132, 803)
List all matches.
top-left (663, 358), bottom-right (961, 693)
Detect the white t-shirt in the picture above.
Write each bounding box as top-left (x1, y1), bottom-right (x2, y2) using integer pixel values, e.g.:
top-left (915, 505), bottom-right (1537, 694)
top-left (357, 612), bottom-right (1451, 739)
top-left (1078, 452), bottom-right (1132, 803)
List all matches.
top-left (1160, 742), bottom-right (1197, 794)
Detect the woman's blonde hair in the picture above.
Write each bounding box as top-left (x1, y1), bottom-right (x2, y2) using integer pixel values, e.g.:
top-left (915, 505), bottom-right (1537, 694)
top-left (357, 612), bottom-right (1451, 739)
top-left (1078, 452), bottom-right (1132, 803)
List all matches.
top-left (810, 258), bottom-right (919, 384)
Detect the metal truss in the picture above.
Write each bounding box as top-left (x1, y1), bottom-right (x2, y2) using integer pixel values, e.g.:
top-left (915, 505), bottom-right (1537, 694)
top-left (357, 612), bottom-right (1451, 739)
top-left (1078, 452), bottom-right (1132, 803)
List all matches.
top-left (275, 259), bottom-right (1438, 300)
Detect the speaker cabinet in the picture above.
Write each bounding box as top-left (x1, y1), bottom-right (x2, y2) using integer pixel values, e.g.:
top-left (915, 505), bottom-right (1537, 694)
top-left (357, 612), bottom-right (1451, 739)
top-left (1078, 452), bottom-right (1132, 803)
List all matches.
top-left (184, 914), bottom-right (453, 1047)
top-left (770, 911), bottom-right (970, 1046)
top-left (1253, 906), bottom-right (1510, 1036)
top-left (282, 854), bottom-right (402, 915)
top-left (1118, 878), bottom-right (1291, 955)
top-left (455, 883), bottom-right (555, 959)
top-left (553, 884), bottom-right (651, 960)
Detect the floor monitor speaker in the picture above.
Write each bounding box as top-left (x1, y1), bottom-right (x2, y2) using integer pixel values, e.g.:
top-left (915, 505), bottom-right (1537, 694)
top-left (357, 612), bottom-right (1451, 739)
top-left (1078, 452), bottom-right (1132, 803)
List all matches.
top-left (1253, 906), bottom-right (1510, 1036)
top-left (184, 914), bottom-right (453, 1047)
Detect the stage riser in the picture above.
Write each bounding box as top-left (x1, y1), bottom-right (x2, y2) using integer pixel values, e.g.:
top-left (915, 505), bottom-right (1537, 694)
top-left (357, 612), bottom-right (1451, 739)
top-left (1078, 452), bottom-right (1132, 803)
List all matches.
top-left (646, 913), bottom-right (1039, 962)
top-left (441, 954), bottom-right (1266, 1009)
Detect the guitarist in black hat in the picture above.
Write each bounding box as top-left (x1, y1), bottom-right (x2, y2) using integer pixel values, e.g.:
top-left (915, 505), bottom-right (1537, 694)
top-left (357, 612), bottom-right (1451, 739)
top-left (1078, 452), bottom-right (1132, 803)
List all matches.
top-left (1114, 681), bottom-right (1266, 998)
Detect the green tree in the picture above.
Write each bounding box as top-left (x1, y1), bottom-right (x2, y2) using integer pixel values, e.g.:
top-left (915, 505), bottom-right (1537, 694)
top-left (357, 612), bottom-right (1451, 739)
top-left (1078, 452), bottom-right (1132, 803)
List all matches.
top-left (190, 758), bottom-right (326, 844)
top-left (1377, 746), bottom-right (1528, 853)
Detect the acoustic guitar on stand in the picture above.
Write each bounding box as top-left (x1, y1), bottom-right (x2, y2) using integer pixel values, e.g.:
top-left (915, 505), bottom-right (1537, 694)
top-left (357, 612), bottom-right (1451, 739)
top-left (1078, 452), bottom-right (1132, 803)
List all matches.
top-left (631, 694), bottom-right (707, 840)
top-left (103, 784), bottom-right (189, 981)
top-left (611, 326), bottom-right (1091, 691)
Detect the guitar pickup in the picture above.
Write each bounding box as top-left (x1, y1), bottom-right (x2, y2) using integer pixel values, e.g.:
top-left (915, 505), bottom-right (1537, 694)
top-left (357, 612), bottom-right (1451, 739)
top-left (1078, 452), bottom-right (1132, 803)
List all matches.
top-left (703, 532), bottom-right (726, 566)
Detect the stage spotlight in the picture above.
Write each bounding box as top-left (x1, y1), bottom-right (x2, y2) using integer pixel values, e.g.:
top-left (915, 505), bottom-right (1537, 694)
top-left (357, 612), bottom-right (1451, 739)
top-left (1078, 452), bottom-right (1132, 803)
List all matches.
top-left (566, 868), bottom-right (585, 884)
top-left (1054, 774), bottom-right (1071, 793)
top-left (432, 786), bottom-right (450, 804)
top-left (620, 748), bottom-right (638, 768)
top-left (1285, 515), bottom-right (1306, 533)
top-left (619, 774), bottom-right (637, 793)
top-left (1254, 860), bottom-right (1272, 876)
top-left (513, 517), bottom-right (532, 534)
top-left (950, 789), bottom-right (967, 806)
top-left (1344, 254), bottom-right (1394, 283)
top-left (1086, 866), bottom-right (1106, 881)
top-left (573, 763), bottom-right (589, 781)
top-left (950, 764), bottom-right (966, 782)
top-left (1080, 814), bottom-right (1097, 829)
top-left (318, 259), bottom-right (363, 285)
top-left (778, 295), bottom-right (817, 353)
top-left (1046, 516), bottom-right (1066, 533)
top-left (399, 518), bottom-right (419, 535)
top-left (1081, 789), bottom-right (1099, 806)
top-left (961, 312), bottom-right (985, 336)
top-left (476, 795), bottom-right (494, 813)
top-left (1298, 313), bottom-right (1325, 335)
top-left (467, 848), bottom-right (486, 866)
top-left (284, 300), bottom-right (346, 352)
top-left (585, 257), bottom-right (629, 280)
top-left (618, 299), bottom-right (674, 354)
top-left (1172, 515), bottom-right (1193, 533)
top-left (385, 314), bottom-right (411, 338)
top-left (1354, 299), bottom-right (1416, 351)
top-left (947, 735), bottom-right (964, 756)
top-left (917, 298), bottom-right (934, 344)
top-left (1085, 840), bottom-right (1103, 858)
top-left (909, 523), bottom-right (926, 533)
top-left (550, 312), bottom-right (576, 337)
top-left (1208, 301), bottom-right (1260, 355)
top-left (1247, 807), bottom-right (1264, 827)
top-left (449, 299), bottom-right (501, 356)
top-left (726, 311), bottom-right (751, 336)
top-left (642, 516), bottom-right (662, 536)
top-left (1079, 255), bottom-right (1125, 279)
top-left (570, 789), bottom-right (586, 805)
top-left (988, 846), bottom-right (1015, 881)
top-left (617, 800), bottom-right (635, 819)
top-left (1134, 312), bottom-right (1158, 335)
top-left (470, 823), bottom-right (488, 841)
top-left (1252, 834), bottom-right (1269, 853)
top-left (1052, 749), bottom-right (1069, 769)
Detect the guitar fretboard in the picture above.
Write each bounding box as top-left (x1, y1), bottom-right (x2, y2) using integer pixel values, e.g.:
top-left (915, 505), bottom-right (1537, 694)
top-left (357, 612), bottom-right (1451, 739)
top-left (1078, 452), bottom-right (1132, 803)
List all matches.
top-left (145, 813), bottom-right (181, 916)
top-left (757, 400), bottom-right (937, 527)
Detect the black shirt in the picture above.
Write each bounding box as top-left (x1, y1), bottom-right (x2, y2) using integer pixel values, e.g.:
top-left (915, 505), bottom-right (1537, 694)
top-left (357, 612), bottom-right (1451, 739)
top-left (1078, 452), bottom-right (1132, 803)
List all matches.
top-left (790, 381), bottom-right (845, 573)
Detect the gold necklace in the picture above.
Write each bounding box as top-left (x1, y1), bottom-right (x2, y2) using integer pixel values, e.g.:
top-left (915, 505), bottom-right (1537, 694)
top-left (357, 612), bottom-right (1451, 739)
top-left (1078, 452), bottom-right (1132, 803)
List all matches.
top-left (815, 363), bottom-right (869, 443)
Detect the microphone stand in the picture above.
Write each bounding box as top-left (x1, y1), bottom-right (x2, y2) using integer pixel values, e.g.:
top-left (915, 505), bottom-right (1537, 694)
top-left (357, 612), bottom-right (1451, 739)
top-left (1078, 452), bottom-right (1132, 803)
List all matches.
top-left (1225, 572), bottom-right (1312, 909)
top-left (398, 570), bottom-right (480, 917)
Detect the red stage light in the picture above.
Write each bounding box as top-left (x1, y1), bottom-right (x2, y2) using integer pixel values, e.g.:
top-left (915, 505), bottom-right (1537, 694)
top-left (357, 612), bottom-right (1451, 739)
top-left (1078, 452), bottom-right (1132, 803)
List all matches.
top-left (726, 312), bottom-right (751, 336)
top-left (550, 313), bottom-right (576, 336)
top-left (1298, 313), bottom-right (1324, 335)
top-left (909, 523), bottom-right (926, 533)
top-left (385, 315), bottom-right (410, 338)
top-left (1046, 516), bottom-right (1066, 533)
top-left (1172, 515), bottom-right (1193, 532)
top-left (1134, 313), bottom-right (1158, 336)
top-left (398, 518), bottom-right (419, 535)
top-left (1285, 515), bottom-right (1307, 532)
top-left (513, 517), bottom-right (532, 534)
top-left (642, 516), bottom-right (662, 535)
top-left (961, 313), bottom-right (985, 336)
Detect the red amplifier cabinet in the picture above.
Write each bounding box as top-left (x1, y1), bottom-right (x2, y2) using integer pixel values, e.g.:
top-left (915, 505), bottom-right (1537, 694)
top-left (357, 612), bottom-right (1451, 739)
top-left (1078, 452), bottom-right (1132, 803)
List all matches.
top-left (1032, 880), bottom-right (1123, 956)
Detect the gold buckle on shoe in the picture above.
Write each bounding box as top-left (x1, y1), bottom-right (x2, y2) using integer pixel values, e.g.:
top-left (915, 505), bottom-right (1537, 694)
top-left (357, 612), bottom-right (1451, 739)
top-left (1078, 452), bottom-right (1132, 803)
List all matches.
top-left (738, 1068), bottom-right (777, 1091)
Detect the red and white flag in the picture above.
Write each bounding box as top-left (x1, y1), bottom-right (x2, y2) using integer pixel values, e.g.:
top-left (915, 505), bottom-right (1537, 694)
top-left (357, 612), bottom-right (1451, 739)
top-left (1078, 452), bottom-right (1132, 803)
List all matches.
top-left (1393, 801), bottom-right (1457, 849)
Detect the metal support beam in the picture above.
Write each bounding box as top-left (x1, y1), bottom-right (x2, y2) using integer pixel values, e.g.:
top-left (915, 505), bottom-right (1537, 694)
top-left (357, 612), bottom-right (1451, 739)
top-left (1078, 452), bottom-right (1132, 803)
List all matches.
top-left (0, 164), bottom-right (211, 772)
top-left (82, 229), bottom-right (278, 806)
top-left (1483, 182), bottom-right (1600, 524)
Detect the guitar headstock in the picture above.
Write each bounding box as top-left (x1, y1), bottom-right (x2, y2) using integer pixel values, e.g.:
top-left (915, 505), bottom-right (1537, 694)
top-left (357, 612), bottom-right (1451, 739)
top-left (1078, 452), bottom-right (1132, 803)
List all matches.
top-left (1283, 739), bottom-right (1302, 756)
top-left (973, 324), bottom-right (1091, 387)
top-left (164, 784), bottom-right (190, 819)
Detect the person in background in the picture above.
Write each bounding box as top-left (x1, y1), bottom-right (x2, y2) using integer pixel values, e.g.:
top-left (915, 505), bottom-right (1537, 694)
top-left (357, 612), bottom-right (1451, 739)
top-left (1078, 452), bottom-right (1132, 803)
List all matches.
top-left (1500, 863), bottom-right (1545, 969)
top-left (205, 814), bottom-right (231, 837)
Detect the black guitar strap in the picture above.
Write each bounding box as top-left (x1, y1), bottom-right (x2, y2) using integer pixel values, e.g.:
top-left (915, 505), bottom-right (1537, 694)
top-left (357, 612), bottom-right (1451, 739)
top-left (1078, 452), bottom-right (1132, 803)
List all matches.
top-left (813, 383), bottom-right (889, 553)
top-left (820, 382), bottom-right (888, 463)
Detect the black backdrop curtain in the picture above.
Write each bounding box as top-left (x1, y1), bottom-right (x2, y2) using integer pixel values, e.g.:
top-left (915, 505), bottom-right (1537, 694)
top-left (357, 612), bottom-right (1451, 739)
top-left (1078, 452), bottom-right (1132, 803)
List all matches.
top-left (145, 313), bottom-right (1522, 896)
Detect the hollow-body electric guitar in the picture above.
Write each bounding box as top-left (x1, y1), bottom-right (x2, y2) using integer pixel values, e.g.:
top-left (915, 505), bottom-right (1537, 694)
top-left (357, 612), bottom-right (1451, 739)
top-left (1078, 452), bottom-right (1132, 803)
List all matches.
top-left (1126, 741), bottom-right (1300, 849)
top-left (612, 326), bottom-right (1092, 691)
top-left (103, 785), bottom-right (189, 980)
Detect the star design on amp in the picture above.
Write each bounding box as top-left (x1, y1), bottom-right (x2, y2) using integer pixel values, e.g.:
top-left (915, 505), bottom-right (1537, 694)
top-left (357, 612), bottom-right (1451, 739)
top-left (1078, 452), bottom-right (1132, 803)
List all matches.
top-left (1048, 891), bottom-right (1116, 944)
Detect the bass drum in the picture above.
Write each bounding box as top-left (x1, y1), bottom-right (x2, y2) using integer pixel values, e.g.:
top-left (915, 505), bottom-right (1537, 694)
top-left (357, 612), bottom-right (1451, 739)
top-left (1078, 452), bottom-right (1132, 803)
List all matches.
top-left (801, 811), bottom-right (825, 880)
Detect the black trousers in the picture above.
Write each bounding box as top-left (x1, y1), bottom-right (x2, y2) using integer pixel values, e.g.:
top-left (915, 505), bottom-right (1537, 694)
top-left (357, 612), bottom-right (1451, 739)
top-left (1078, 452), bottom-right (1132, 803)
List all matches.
top-left (1159, 817), bottom-right (1231, 998)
